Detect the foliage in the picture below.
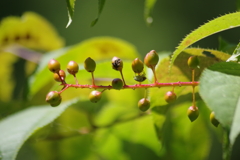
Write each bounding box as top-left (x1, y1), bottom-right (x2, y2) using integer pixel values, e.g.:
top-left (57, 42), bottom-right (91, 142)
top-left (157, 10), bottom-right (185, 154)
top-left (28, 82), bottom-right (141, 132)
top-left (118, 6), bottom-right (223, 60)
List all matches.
top-left (1, 1), bottom-right (240, 160)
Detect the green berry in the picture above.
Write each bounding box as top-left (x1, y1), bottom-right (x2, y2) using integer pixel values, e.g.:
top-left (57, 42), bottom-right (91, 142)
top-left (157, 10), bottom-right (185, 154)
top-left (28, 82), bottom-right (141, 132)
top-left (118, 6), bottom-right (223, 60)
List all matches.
top-left (164, 91), bottom-right (177, 103)
top-left (89, 90), bottom-right (102, 103)
top-left (132, 58), bottom-right (144, 73)
top-left (187, 56), bottom-right (199, 69)
top-left (138, 98), bottom-right (150, 112)
top-left (112, 78), bottom-right (124, 90)
top-left (53, 70), bottom-right (66, 82)
top-left (112, 57), bottom-right (123, 71)
top-left (210, 111), bottom-right (219, 127)
top-left (84, 57), bottom-right (96, 72)
top-left (187, 106), bottom-right (199, 122)
top-left (46, 91), bottom-right (62, 107)
top-left (144, 50), bottom-right (159, 68)
top-left (48, 59), bottom-right (60, 73)
top-left (67, 61), bottom-right (79, 75)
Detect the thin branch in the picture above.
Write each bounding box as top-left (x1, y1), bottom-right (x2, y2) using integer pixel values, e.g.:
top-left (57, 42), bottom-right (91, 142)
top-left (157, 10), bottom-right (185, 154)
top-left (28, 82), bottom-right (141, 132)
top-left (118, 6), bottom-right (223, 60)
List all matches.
top-left (57, 81), bottom-right (199, 94)
top-left (37, 113), bottom-right (147, 141)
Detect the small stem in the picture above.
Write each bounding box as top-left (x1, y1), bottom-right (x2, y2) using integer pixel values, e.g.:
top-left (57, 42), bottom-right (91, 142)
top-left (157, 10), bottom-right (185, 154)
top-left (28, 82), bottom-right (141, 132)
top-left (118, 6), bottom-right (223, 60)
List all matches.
top-left (37, 113), bottom-right (146, 141)
top-left (57, 72), bottom-right (66, 85)
top-left (91, 72), bottom-right (96, 86)
top-left (192, 69), bottom-right (195, 82)
top-left (192, 69), bottom-right (196, 107)
top-left (120, 69), bottom-right (126, 86)
top-left (192, 86), bottom-right (196, 107)
top-left (73, 74), bottom-right (79, 85)
top-left (144, 89), bottom-right (148, 98)
top-left (151, 66), bottom-right (158, 83)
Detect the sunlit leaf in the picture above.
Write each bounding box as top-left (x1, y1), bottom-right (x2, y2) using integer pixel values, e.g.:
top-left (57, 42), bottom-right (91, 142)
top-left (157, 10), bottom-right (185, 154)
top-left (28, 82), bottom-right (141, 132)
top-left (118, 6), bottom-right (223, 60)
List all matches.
top-left (91, 0), bottom-right (106, 26)
top-left (0, 99), bottom-right (77, 160)
top-left (66, 0), bottom-right (76, 28)
top-left (144, 0), bottom-right (157, 25)
top-left (0, 12), bottom-right (64, 51)
top-left (171, 12), bottom-right (240, 70)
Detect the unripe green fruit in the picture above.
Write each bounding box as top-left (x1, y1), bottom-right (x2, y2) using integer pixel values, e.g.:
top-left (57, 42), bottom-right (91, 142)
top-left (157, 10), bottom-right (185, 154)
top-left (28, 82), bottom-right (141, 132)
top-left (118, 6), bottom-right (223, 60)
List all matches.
top-left (53, 70), bottom-right (66, 82)
top-left (187, 56), bottom-right (199, 69)
top-left (138, 98), bottom-right (150, 112)
top-left (144, 50), bottom-right (159, 68)
top-left (89, 90), bottom-right (102, 103)
top-left (67, 61), bottom-right (79, 75)
top-left (210, 111), bottom-right (219, 127)
top-left (132, 58), bottom-right (144, 73)
top-left (164, 91), bottom-right (177, 103)
top-left (187, 106), bottom-right (199, 122)
top-left (84, 57), bottom-right (96, 72)
top-left (112, 57), bottom-right (123, 71)
top-left (112, 78), bottom-right (124, 90)
top-left (46, 91), bottom-right (62, 107)
top-left (48, 59), bottom-right (60, 73)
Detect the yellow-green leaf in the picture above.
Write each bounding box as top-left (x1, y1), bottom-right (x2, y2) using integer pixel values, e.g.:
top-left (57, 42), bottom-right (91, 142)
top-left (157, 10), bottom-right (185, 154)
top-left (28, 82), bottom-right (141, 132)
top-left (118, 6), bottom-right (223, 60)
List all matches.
top-left (0, 12), bottom-right (64, 51)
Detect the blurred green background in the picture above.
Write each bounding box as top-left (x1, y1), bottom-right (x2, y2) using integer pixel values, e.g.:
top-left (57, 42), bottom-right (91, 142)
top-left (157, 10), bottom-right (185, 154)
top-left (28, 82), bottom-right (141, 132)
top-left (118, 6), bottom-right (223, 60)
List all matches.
top-left (0, 1), bottom-right (240, 160)
top-left (0, 0), bottom-right (239, 55)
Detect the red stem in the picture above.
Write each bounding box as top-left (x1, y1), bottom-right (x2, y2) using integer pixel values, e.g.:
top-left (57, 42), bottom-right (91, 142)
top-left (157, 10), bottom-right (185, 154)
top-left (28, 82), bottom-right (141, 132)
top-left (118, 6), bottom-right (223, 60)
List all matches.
top-left (58, 81), bottom-right (199, 94)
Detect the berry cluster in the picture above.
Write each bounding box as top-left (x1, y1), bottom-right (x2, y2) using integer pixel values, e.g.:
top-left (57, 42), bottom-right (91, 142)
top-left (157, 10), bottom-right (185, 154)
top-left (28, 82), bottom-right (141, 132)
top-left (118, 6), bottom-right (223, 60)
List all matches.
top-left (45, 50), bottom-right (219, 126)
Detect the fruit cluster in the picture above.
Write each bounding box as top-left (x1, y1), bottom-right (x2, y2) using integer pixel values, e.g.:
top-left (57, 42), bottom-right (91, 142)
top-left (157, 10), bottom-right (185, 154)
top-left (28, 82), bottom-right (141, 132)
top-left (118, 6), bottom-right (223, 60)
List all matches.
top-left (45, 50), bottom-right (219, 126)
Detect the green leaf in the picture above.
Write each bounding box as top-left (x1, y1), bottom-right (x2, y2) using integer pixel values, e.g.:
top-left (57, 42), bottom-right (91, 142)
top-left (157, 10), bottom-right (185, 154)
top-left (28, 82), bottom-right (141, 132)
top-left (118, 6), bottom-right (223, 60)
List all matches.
top-left (199, 62), bottom-right (240, 144)
top-left (144, 0), bottom-right (157, 25)
top-left (226, 42), bottom-right (240, 62)
top-left (66, 0), bottom-right (76, 28)
top-left (171, 12), bottom-right (240, 70)
top-left (29, 37), bottom-right (139, 98)
top-left (0, 99), bottom-right (77, 160)
top-left (91, 0), bottom-right (106, 26)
